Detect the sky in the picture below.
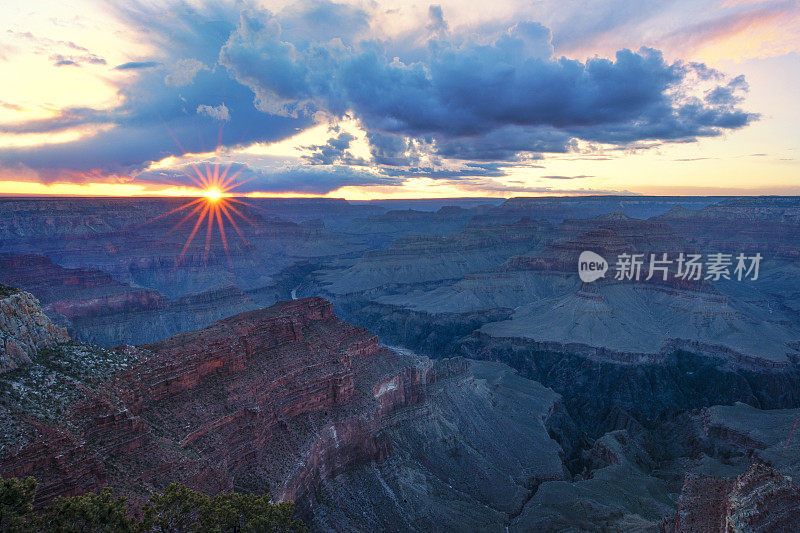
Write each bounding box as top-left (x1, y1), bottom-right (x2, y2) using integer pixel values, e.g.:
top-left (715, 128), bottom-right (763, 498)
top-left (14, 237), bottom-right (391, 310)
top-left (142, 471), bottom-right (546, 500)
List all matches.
top-left (0, 0), bottom-right (798, 199)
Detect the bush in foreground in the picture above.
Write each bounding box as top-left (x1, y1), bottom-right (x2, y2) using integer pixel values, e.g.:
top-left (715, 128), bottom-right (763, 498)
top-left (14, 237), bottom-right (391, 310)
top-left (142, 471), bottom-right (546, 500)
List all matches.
top-left (0, 477), bottom-right (306, 532)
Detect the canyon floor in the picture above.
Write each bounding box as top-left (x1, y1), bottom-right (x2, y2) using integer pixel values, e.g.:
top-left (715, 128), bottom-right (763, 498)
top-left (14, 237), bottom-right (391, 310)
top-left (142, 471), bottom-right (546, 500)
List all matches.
top-left (2, 196), bottom-right (800, 531)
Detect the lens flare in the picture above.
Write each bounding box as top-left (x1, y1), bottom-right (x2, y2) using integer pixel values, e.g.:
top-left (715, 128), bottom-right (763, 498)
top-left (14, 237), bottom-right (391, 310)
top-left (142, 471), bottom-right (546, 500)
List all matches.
top-left (139, 124), bottom-right (265, 270)
top-left (140, 154), bottom-right (257, 270)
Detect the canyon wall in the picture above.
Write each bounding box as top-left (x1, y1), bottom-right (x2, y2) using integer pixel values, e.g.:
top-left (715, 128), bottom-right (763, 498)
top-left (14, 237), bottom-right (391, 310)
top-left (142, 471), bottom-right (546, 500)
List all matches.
top-left (0, 296), bottom-right (567, 530)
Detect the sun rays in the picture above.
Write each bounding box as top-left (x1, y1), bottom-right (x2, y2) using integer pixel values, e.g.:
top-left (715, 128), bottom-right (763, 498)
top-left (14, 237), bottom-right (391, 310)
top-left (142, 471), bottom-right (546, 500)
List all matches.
top-left (140, 153), bottom-right (258, 270)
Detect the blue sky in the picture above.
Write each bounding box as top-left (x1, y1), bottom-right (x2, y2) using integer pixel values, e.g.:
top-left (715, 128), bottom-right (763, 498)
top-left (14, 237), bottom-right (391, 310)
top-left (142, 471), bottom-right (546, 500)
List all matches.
top-left (0, 0), bottom-right (798, 198)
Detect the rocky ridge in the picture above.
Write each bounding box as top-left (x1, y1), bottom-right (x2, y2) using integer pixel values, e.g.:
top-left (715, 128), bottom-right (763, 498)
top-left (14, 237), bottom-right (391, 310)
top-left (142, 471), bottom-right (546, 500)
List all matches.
top-left (0, 296), bottom-right (568, 531)
top-left (0, 254), bottom-right (257, 345)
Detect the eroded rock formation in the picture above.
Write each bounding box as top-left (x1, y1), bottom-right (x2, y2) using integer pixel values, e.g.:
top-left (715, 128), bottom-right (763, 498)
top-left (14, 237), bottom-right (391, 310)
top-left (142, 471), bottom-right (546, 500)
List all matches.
top-left (0, 288), bottom-right (68, 373)
top-left (0, 296), bottom-right (566, 530)
top-left (664, 463), bottom-right (800, 532)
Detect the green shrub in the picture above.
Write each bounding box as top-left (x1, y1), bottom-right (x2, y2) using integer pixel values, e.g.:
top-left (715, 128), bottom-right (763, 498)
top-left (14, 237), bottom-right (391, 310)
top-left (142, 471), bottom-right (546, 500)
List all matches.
top-left (0, 478), bottom-right (307, 533)
top-left (0, 284), bottom-right (19, 299)
top-left (0, 477), bottom-right (36, 532)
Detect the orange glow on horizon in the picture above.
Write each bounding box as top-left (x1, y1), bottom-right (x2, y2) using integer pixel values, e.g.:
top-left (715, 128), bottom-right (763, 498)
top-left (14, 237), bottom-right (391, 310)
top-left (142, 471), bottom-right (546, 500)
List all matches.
top-left (202, 187), bottom-right (223, 201)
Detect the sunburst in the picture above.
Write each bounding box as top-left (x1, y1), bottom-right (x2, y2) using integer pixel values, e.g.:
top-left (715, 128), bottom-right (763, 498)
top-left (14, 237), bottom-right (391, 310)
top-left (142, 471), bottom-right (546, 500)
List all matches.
top-left (142, 156), bottom-right (256, 269)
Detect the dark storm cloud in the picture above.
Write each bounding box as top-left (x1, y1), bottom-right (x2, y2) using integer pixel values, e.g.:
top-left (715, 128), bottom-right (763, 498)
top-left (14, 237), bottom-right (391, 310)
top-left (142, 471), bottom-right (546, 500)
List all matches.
top-left (302, 132), bottom-right (366, 165)
top-left (221, 7), bottom-right (755, 161)
top-left (433, 125), bottom-right (570, 161)
top-left (705, 75), bottom-right (748, 106)
top-left (365, 132), bottom-right (420, 166)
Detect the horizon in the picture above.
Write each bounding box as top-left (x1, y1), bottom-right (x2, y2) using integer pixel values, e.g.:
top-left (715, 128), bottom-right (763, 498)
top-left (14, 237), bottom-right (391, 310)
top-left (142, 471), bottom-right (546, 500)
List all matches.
top-left (0, 193), bottom-right (770, 201)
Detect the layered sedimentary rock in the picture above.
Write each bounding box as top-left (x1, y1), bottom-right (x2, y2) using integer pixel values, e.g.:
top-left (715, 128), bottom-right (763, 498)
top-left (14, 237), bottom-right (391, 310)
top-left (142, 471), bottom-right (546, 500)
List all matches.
top-left (664, 463), bottom-right (800, 532)
top-left (0, 198), bottom-right (367, 306)
top-left (0, 287), bottom-right (68, 373)
top-left (4, 196), bottom-right (800, 529)
top-left (319, 217), bottom-right (551, 295)
top-left (0, 254), bottom-right (257, 345)
top-left (482, 196), bottom-right (722, 225)
top-left (0, 296), bottom-right (568, 530)
top-left (325, 203), bottom-right (800, 374)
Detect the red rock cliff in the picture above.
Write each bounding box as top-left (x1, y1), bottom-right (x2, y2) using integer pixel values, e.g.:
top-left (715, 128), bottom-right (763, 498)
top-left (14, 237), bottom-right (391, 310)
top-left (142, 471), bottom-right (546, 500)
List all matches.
top-left (0, 297), bottom-right (468, 509)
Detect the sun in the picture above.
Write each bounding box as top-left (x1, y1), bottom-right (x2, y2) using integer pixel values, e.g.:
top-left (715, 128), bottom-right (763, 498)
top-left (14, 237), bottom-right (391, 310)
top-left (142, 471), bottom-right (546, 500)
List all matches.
top-left (140, 155), bottom-right (257, 270)
top-left (203, 187), bottom-right (223, 201)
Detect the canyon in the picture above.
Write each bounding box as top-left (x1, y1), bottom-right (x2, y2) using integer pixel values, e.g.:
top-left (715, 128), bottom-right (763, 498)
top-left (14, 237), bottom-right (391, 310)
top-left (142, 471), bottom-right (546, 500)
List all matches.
top-left (1, 294), bottom-right (572, 530)
top-left (2, 195), bottom-right (800, 530)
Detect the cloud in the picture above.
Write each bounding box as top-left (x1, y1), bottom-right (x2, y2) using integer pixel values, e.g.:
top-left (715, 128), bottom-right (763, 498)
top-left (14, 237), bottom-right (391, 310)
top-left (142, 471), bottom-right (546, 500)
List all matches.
top-left (0, 2), bottom-right (309, 181)
top-left (0, 107), bottom-right (109, 134)
top-left (540, 175), bottom-right (592, 179)
top-left (302, 132), bottom-right (366, 165)
top-left (50, 53), bottom-right (106, 67)
top-left (164, 58), bottom-right (209, 87)
top-left (115, 61), bottom-right (160, 70)
top-left (197, 103), bottom-right (231, 121)
top-left (433, 125), bottom-right (571, 161)
top-left (426, 5), bottom-right (449, 37)
top-left (657, 0), bottom-right (796, 57)
top-left (136, 161), bottom-right (402, 194)
top-left (366, 132), bottom-right (420, 166)
top-left (544, 0), bottom-right (800, 61)
top-left (382, 162), bottom-right (507, 178)
top-left (0, 0), bottom-right (758, 195)
top-left (221, 6), bottom-right (754, 160)
top-left (705, 74), bottom-right (748, 106)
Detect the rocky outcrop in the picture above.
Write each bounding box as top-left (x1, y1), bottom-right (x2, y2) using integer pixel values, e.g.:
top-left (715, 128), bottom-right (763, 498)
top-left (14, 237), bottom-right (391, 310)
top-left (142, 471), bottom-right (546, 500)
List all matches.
top-left (319, 217), bottom-right (551, 294)
top-left (664, 463), bottom-right (800, 532)
top-left (0, 288), bottom-right (68, 373)
top-left (0, 297), bottom-right (567, 530)
top-left (492, 195), bottom-right (720, 223)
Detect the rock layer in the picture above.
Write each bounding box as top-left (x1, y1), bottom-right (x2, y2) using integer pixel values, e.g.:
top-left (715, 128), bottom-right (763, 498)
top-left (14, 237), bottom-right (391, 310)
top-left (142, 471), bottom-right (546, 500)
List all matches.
top-left (664, 463), bottom-right (800, 532)
top-left (0, 297), bottom-right (566, 531)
